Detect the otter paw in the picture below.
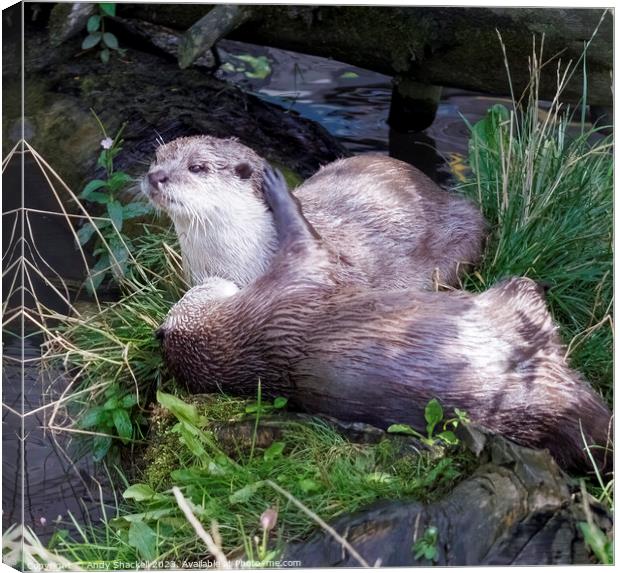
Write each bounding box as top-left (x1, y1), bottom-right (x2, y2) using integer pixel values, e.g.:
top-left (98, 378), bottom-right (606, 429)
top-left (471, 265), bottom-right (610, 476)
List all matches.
top-left (262, 166), bottom-right (288, 206)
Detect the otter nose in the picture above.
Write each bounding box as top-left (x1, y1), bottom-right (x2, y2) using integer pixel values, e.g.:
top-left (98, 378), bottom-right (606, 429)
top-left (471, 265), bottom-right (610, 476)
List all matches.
top-left (148, 169), bottom-right (169, 187)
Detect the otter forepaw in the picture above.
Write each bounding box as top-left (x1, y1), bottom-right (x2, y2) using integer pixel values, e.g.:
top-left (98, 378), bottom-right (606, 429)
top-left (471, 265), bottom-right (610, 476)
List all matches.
top-left (262, 166), bottom-right (288, 208)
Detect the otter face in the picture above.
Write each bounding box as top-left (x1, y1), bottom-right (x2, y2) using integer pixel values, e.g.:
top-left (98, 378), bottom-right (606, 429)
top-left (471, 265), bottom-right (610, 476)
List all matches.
top-left (142, 136), bottom-right (279, 286)
top-left (141, 135), bottom-right (267, 221)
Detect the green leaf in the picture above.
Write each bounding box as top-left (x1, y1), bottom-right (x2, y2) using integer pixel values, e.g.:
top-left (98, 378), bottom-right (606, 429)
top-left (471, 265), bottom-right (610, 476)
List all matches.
top-left (387, 424), bottom-right (423, 438)
top-left (107, 200), bottom-right (124, 232)
top-left (81, 178), bottom-right (107, 199)
top-left (102, 32), bottom-right (119, 50)
top-left (298, 478), bottom-right (320, 493)
top-left (109, 237), bottom-right (129, 279)
top-left (97, 150), bottom-right (108, 170)
top-left (99, 3), bottom-right (116, 17)
top-left (105, 383), bottom-right (120, 398)
top-left (425, 398), bottom-right (443, 436)
top-left (229, 481), bottom-right (264, 504)
top-left (92, 435), bottom-right (112, 461)
top-left (85, 192), bottom-right (110, 205)
top-left (263, 441), bottom-right (285, 462)
top-left (340, 71), bottom-right (359, 79)
top-left (453, 408), bottom-right (470, 424)
top-left (122, 508), bottom-right (174, 523)
top-left (123, 483), bottom-right (157, 502)
top-left (157, 391), bottom-right (201, 426)
top-left (123, 202), bottom-right (153, 219)
top-left (170, 469), bottom-right (204, 483)
top-left (82, 33), bottom-right (102, 50)
top-left (77, 222), bottom-right (97, 246)
top-left (80, 407), bottom-right (106, 429)
top-left (120, 394), bottom-right (138, 408)
top-left (103, 396), bottom-right (119, 410)
top-left (578, 522), bottom-right (613, 564)
top-left (178, 424), bottom-right (206, 457)
top-left (112, 408), bottom-right (133, 441)
top-left (128, 521), bottom-right (157, 561)
top-left (436, 430), bottom-right (458, 445)
top-left (273, 397), bottom-right (288, 409)
top-left (87, 253), bottom-right (110, 294)
top-left (100, 49), bottom-right (110, 64)
top-left (233, 54), bottom-right (272, 79)
top-left (424, 545), bottom-right (438, 561)
top-left (106, 171), bottom-right (133, 192)
top-left (87, 15), bottom-right (101, 33)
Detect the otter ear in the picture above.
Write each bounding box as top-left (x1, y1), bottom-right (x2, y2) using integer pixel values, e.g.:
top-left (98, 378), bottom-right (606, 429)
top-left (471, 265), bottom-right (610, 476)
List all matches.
top-left (234, 162), bottom-right (253, 180)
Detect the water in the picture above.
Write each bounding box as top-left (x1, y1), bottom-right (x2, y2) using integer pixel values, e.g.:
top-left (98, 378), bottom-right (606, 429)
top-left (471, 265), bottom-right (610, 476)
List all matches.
top-left (2, 154), bottom-right (114, 541)
top-left (216, 39), bottom-right (518, 185)
top-left (5, 40), bottom-right (525, 545)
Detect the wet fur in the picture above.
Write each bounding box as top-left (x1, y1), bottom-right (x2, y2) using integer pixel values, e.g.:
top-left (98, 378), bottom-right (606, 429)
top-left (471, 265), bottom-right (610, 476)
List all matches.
top-left (142, 136), bottom-right (486, 290)
top-left (160, 169), bottom-right (612, 474)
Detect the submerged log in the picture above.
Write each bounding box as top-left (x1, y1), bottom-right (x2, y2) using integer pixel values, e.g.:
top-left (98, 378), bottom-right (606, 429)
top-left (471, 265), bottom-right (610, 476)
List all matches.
top-left (281, 425), bottom-right (612, 566)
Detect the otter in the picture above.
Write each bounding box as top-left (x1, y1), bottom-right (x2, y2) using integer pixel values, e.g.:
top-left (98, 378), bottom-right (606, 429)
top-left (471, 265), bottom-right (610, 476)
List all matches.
top-left (142, 135), bottom-right (486, 290)
top-left (158, 167), bottom-right (612, 474)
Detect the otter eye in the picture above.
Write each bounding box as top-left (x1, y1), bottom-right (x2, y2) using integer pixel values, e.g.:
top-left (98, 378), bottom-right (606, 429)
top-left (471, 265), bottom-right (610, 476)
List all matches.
top-left (189, 164), bottom-right (205, 173)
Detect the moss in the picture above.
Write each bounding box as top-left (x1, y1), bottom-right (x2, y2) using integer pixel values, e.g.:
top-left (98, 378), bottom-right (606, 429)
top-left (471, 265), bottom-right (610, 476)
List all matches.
top-left (141, 428), bottom-right (182, 490)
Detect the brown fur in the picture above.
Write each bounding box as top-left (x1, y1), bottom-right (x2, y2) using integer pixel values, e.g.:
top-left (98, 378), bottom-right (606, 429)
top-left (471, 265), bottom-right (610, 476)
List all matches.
top-left (144, 136), bottom-right (487, 290)
top-left (159, 168), bottom-right (612, 474)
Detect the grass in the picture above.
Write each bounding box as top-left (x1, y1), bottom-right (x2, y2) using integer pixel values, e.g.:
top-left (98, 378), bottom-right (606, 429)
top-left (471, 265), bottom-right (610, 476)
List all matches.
top-left (458, 45), bottom-right (613, 402)
top-left (33, 34), bottom-right (613, 567)
top-left (49, 392), bottom-right (474, 565)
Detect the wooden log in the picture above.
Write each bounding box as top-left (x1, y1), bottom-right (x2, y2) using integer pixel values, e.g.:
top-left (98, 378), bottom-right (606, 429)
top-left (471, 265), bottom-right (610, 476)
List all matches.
top-left (177, 4), bottom-right (253, 69)
top-left (281, 425), bottom-right (612, 566)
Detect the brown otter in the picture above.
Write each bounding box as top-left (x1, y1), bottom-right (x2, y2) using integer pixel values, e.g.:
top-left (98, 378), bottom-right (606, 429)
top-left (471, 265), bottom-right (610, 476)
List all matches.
top-left (158, 167), bottom-right (612, 474)
top-left (141, 135), bottom-right (486, 290)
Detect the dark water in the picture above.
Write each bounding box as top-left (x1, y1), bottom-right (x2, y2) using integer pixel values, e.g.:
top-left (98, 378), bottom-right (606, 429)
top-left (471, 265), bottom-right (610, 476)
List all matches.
top-left (216, 39), bottom-right (518, 186)
top-left (2, 153), bottom-right (114, 541)
top-left (4, 39), bottom-right (522, 545)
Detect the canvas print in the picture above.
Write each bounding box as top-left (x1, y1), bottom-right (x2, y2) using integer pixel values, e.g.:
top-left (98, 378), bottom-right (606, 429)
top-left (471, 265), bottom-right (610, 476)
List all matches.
top-left (2, 2), bottom-right (613, 569)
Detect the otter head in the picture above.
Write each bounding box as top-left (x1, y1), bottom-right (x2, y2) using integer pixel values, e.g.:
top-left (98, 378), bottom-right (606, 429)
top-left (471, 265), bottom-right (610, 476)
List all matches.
top-left (142, 136), bottom-right (279, 287)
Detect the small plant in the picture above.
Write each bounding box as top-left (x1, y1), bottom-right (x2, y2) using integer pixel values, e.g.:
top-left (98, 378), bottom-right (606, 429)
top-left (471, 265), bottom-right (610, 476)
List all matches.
top-left (412, 525), bottom-right (439, 562)
top-left (387, 399), bottom-right (469, 447)
top-left (79, 112), bottom-right (153, 293)
top-left (79, 383), bottom-right (140, 461)
top-left (245, 396), bottom-right (288, 415)
top-left (578, 522), bottom-right (613, 565)
top-left (240, 507), bottom-right (281, 567)
top-left (578, 480), bottom-right (613, 564)
top-left (82, 3), bottom-right (123, 63)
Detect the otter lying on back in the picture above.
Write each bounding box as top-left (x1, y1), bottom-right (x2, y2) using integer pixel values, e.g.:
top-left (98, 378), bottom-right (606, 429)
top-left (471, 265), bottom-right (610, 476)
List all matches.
top-left (142, 135), bottom-right (486, 290)
top-left (158, 167), bottom-right (612, 474)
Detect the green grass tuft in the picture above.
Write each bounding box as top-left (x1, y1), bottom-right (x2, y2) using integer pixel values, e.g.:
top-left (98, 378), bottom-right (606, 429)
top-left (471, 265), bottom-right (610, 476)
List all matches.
top-left (459, 94), bottom-right (612, 402)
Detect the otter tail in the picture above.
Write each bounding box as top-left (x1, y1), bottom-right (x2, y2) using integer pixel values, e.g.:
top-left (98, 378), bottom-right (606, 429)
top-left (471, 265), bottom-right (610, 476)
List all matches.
top-left (485, 278), bottom-right (613, 474)
top-left (542, 375), bottom-right (612, 475)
